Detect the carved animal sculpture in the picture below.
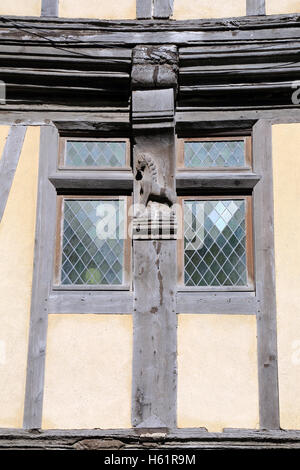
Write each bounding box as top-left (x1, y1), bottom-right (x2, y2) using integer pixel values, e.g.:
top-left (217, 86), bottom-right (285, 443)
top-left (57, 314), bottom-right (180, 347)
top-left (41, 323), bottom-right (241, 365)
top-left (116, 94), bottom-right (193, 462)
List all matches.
top-left (135, 153), bottom-right (176, 208)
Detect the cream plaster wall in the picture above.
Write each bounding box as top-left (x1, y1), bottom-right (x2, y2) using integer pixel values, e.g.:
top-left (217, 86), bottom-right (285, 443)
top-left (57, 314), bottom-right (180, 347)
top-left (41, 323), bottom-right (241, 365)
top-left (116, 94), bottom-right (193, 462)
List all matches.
top-left (177, 314), bottom-right (259, 432)
top-left (42, 315), bottom-right (133, 429)
top-left (267, 0), bottom-right (300, 15)
top-left (59, 0), bottom-right (136, 20)
top-left (0, 126), bottom-right (40, 428)
top-left (0, 0), bottom-right (41, 16)
top-left (272, 124), bottom-right (300, 430)
top-left (173, 0), bottom-right (246, 20)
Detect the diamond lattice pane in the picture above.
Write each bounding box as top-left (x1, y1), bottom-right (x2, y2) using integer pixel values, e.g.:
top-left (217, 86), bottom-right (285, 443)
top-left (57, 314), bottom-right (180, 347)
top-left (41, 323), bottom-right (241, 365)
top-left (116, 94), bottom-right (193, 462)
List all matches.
top-left (184, 200), bottom-right (247, 286)
top-left (184, 141), bottom-right (245, 168)
top-left (61, 199), bottom-right (125, 285)
top-left (65, 141), bottom-right (127, 167)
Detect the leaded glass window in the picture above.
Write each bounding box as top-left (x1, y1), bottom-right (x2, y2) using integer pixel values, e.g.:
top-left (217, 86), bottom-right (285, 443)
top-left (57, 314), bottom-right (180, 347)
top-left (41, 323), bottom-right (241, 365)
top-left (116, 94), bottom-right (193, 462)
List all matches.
top-left (59, 138), bottom-right (130, 168)
top-left (179, 197), bottom-right (253, 288)
top-left (178, 137), bottom-right (251, 170)
top-left (55, 197), bottom-right (130, 286)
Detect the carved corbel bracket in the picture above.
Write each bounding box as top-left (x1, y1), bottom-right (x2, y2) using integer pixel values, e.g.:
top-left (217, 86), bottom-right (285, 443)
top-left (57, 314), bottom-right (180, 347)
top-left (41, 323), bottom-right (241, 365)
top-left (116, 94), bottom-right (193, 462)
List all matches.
top-left (131, 44), bottom-right (178, 240)
top-left (132, 45), bottom-right (178, 92)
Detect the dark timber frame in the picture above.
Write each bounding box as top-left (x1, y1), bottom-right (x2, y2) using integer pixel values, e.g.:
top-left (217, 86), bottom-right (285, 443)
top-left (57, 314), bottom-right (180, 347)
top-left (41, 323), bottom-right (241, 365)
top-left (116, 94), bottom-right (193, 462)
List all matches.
top-left (41, 0), bottom-right (59, 17)
top-left (137, 0), bottom-right (174, 19)
top-left (0, 125), bottom-right (27, 223)
top-left (0, 9), bottom-right (298, 447)
top-left (247, 0), bottom-right (266, 16)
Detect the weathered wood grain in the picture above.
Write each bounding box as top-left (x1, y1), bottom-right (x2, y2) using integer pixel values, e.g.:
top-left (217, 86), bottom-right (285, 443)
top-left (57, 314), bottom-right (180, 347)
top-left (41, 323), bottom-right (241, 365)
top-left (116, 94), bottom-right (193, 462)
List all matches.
top-left (23, 125), bottom-right (58, 430)
top-left (153, 0), bottom-right (173, 19)
top-left (48, 291), bottom-right (133, 314)
top-left (132, 73), bottom-right (177, 427)
top-left (0, 125), bottom-right (27, 223)
top-left (176, 172), bottom-right (260, 190)
top-left (132, 240), bottom-right (177, 428)
top-left (1, 15), bottom-right (300, 45)
top-left (41, 0), bottom-right (58, 17)
top-left (247, 0), bottom-right (265, 16)
top-left (136, 0), bottom-right (152, 19)
top-left (252, 120), bottom-right (280, 430)
top-left (49, 171), bottom-right (133, 191)
top-left (0, 428), bottom-right (300, 449)
top-left (177, 292), bottom-right (256, 315)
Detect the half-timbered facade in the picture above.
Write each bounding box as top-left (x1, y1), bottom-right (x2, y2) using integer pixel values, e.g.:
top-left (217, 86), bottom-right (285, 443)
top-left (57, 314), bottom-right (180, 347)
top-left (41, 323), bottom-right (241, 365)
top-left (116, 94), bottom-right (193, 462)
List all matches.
top-left (0, 0), bottom-right (300, 450)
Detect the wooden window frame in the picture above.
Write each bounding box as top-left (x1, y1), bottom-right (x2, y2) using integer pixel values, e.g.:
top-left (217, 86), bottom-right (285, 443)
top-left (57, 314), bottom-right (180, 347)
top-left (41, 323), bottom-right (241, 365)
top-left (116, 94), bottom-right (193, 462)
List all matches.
top-left (177, 136), bottom-right (252, 172)
top-left (54, 195), bottom-right (132, 291)
top-left (58, 137), bottom-right (131, 171)
top-left (177, 195), bottom-right (254, 292)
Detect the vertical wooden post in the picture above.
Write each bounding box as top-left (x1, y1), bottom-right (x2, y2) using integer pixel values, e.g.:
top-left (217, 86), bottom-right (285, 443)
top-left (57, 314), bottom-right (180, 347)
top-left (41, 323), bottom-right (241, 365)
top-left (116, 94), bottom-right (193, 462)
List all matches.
top-left (41, 0), bottom-right (59, 17)
top-left (253, 120), bottom-right (280, 429)
top-left (153, 0), bottom-right (174, 19)
top-left (247, 0), bottom-right (265, 16)
top-left (23, 126), bottom-right (58, 429)
top-left (131, 46), bottom-right (178, 428)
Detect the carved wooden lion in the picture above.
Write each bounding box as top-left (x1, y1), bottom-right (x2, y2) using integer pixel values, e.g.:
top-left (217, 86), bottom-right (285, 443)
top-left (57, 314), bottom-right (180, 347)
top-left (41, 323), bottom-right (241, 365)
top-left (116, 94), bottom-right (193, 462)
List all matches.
top-left (135, 153), bottom-right (176, 208)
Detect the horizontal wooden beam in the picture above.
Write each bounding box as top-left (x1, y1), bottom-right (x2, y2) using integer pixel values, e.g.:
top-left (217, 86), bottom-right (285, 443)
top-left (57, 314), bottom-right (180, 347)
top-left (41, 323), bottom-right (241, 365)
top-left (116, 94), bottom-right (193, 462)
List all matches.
top-left (0, 15), bottom-right (300, 46)
top-left (177, 292), bottom-right (257, 315)
top-left (48, 291), bottom-right (133, 314)
top-left (179, 41), bottom-right (300, 64)
top-left (176, 172), bottom-right (260, 190)
top-left (176, 108), bottom-right (300, 123)
top-left (49, 171), bottom-right (133, 191)
top-left (1, 428), bottom-right (300, 449)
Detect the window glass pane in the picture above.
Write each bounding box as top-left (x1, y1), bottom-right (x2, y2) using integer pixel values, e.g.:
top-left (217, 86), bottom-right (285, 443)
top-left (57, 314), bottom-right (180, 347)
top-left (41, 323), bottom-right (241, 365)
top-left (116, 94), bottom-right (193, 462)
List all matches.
top-left (65, 141), bottom-right (127, 167)
top-left (184, 199), bottom-right (247, 286)
top-left (184, 140), bottom-right (245, 168)
top-left (61, 199), bottom-right (125, 285)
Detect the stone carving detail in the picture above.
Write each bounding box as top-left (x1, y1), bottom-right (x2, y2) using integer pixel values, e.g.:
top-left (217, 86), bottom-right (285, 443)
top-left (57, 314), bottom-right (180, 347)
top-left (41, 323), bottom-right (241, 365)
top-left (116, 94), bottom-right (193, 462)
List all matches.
top-left (133, 152), bottom-right (177, 240)
top-left (132, 45), bottom-right (178, 91)
top-left (135, 153), bottom-right (176, 208)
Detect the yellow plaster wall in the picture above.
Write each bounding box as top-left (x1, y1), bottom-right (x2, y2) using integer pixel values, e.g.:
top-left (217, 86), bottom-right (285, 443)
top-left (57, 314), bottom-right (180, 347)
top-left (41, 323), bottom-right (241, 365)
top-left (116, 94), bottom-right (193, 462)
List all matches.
top-left (0, 0), bottom-right (41, 16)
top-left (266, 0), bottom-right (300, 15)
top-left (0, 126), bottom-right (40, 428)
top-left (177, 315), bottom-right (259, 432)
top-left (42, 315), bottom-right (132, 429)
top-left (272, 124), bottom-right (300, 429)
top-left (59, 0), bottom-right (136, 20)
top-left (173, 0), bottom-right (246, 20)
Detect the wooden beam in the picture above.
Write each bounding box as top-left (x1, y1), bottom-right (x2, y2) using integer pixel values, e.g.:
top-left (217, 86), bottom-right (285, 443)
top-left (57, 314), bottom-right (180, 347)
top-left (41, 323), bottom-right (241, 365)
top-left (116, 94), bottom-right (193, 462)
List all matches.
top-left (153, 0), bottom-right (174, 19)
top-left (252, 120), bottom-right (280, 430)
top-left (177, 292), bottom-right (256, 315)
top-left (0, 126), bottom-right (27, 223)
top-left (41, 0), bottom-right (59, 17)
top-left (131, 47), bottom-right (178, 428)
top-left (2, 428), bottom-right (300, 449)
top-left (136, 0), bottom-right (152, 19)
top-left (176, 172), bottom-right (260, 191)
top-left (132, 240), bottom-right (177, 428)
top-left (247, 0), bottom-right (266, 16)
top-left (23, 126), bottom-right (58, 430)
top-left (47, 291), bottom-right (133, 314)
top-left (49, 171), bottom-right (133, 191)
top-left (176, 109), bottom-right (300, 125)
top-left (1, 15), bottom-right (300, 46)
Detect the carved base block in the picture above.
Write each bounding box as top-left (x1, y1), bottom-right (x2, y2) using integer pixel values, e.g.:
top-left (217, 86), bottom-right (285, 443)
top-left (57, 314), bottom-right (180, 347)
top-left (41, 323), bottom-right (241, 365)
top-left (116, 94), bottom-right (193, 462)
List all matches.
top-left (133, 216), bottom-right (177, 240)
